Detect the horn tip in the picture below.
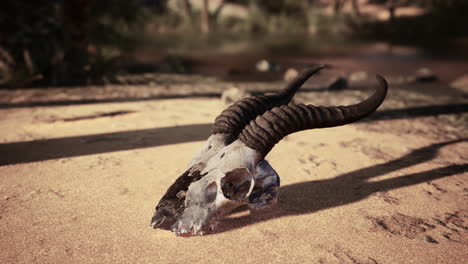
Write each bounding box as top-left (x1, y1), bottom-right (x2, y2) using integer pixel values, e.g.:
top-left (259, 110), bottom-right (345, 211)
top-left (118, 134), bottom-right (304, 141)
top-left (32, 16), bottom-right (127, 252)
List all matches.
top-left (301, 64), bottom-right (326, 76)
top-left (375, 75), bottom-right (389, 92)
top-left (313, 64), bottom-right (326, 71)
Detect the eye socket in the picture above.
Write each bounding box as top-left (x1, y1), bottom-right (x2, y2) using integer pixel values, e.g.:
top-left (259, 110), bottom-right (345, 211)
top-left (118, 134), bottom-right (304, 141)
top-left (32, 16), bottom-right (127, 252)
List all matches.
top-left (221, 168), bottom-right (253, 201)
top-left (205, 182), bottom-right (217, 203)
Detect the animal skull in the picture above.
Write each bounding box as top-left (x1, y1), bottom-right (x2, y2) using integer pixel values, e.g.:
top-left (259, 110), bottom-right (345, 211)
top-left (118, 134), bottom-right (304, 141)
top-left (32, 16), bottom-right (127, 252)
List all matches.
top-left (150, 66), bottom-right (388, 236)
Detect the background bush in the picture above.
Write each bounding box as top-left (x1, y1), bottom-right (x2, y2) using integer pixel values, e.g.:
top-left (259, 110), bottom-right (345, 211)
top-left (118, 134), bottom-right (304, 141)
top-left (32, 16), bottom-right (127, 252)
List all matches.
top-left (1, 0), bottom-right (467, 87)
top-left (0, 0), bottom-right (148, 87)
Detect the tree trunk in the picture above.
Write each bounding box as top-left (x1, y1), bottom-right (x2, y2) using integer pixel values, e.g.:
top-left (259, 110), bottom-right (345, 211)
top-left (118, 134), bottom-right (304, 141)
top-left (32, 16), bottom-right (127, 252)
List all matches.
top-left (201, 0), bottom-right (211, 34)
top-left (333, 0), bottom-right (344, 15)
top-left (60, 0), bottom-right (90, 84)
top-left (302, 0), bottom-right (317, 34)
top-left (248, 0), bottom-right (260, 33)
top-left (180, 0), bottom-right (193, 27)
top-left (388, 0), bottom-right (396, 22)
top-left (351, 0), bottom-right (361, 16)
top-left (0, 47), bottom-right (14, 85)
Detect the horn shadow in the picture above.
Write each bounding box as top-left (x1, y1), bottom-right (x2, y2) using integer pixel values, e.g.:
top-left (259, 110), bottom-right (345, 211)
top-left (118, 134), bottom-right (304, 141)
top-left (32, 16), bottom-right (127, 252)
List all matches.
top-left (210, 139), bottom-right (467, 234)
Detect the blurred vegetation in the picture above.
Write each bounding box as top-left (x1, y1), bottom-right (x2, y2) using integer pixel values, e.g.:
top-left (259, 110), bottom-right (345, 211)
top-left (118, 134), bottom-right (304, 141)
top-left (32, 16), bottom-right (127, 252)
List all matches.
top-left (351, 0), bottom-right (468, 44)
top-left (143, 0), bottom-right (468, 51)
top-left (0, 0), bottom-right (467, 87)
top-left (0, 0), bottom-right (148, 87)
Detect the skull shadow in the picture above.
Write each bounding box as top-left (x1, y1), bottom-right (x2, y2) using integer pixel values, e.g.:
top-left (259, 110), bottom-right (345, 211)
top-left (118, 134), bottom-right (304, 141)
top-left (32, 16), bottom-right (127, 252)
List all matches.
top-left (211, 139), bottom-right (467, 235)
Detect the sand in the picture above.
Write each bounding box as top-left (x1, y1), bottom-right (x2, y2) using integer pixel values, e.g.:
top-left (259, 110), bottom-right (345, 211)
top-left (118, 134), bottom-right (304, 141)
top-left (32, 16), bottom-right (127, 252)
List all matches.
top-left (0, 80), bottom-right (467, 263)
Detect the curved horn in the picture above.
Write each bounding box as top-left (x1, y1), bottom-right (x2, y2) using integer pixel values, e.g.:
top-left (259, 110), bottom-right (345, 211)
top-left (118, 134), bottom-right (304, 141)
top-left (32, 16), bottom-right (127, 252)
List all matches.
top-left (212, 65), bottom-right (325, 143)
top-left (239, 75), bottom-right (388, 158)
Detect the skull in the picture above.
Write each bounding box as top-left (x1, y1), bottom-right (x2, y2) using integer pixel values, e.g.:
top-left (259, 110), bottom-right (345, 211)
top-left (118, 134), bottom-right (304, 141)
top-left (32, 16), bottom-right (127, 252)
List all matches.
top-left (150, 66), bottom-right (388, 236)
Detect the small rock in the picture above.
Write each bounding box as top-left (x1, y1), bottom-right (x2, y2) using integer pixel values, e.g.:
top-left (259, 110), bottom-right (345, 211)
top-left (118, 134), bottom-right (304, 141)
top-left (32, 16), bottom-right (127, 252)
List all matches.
top-left (256, 59), bottom-right (271, 72)
top-left (450, 74), bottom-right (468, 93)
top-left (410, 67), bottom-right (438, 82)
top-left (349, 71), bottom-right (369, 83)
top-left (283, 68), bottom-right (299, 82)
top-left (328, 77), bottom-right (348, 90)
top-left (255, 59), bottom-right (281, 72)
top-left (221, 86), bottom-right (251, 106)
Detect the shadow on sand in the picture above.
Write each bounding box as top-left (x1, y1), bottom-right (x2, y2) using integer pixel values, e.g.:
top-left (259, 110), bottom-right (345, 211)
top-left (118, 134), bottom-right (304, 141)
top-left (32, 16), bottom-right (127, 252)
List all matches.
top-left (213, 139), bottom-right (467, 234)
top-left (0, 103), bottom-right (466, 166)
top-left (0, 124), bottom-right (212, 166)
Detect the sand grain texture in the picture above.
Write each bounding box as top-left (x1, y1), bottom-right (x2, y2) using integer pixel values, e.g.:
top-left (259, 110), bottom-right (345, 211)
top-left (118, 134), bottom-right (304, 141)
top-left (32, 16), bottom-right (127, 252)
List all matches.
top-left (0, 81), bottom-right (467, 264)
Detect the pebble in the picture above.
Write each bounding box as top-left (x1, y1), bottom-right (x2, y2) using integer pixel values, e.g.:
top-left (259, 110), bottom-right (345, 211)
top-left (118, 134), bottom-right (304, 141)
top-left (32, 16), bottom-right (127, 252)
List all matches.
top-left (221, 86), bottom-right (251, 105)
top-left (349, 71), bottom-right (369, 83)
top-left (255, 59), bottom-right (281, 72)
top-left (283, 68), bottom-right (299, 82)
top-left (255, 59), bottom-right (271, 72)
top-left (328, 77), bottom-right (348, 90)
top-left (409, 67), bottom-right (438, 82)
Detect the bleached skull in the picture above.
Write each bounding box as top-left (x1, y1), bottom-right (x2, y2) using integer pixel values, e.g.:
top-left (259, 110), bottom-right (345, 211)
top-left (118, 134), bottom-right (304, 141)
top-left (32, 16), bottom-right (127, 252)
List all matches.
top-left (150, 66), bottom-right (388, 236)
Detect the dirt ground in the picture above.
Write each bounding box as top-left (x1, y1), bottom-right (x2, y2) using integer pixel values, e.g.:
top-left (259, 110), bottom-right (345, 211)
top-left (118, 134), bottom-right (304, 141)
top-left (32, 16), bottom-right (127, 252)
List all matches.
top-left (0, 72), bottom-right (467, 263)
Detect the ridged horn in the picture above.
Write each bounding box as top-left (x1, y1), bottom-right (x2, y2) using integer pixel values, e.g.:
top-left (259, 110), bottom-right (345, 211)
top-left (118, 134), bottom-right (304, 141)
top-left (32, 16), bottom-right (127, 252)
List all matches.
top-left (211, 65), bottom-right (325, 143)
top-left (239, 75), bottom-right (388, 158)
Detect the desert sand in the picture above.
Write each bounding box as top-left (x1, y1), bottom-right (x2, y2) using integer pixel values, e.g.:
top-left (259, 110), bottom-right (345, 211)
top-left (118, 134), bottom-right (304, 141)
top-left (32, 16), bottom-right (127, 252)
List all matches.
top-left (0, 75), bottom-right (467, 263)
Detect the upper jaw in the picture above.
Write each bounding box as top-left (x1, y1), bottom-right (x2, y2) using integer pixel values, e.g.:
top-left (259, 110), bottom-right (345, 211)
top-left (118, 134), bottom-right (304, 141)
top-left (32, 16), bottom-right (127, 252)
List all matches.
top-left (150, 210), bottom-right (178, 230)
top-left (171, 210), bottom-right (218, 236)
